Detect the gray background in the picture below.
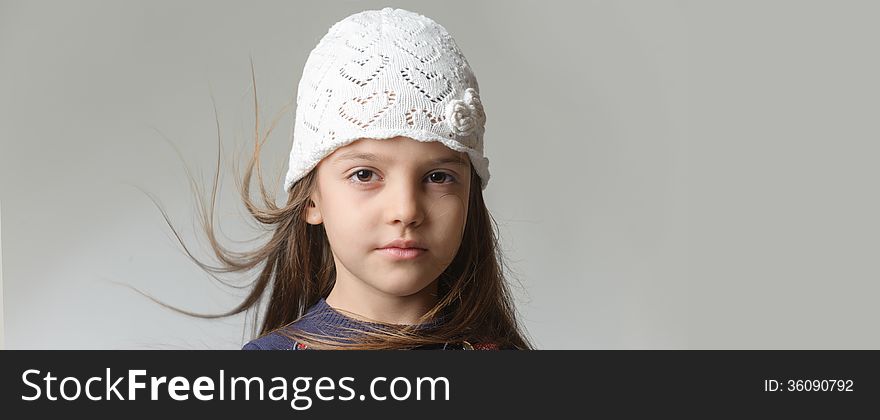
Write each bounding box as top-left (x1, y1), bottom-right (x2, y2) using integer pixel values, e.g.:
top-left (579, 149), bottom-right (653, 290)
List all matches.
top-left (1, 0), bottom-right (878, 349)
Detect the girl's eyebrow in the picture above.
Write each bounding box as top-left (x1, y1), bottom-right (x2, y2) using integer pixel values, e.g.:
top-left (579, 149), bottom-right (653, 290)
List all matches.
top-left (334, 151), bottom-right (467, 167)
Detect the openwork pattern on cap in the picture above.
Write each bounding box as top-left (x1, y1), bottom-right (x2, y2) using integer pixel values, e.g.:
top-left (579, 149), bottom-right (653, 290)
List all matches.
top-left (285, 7), bottom-right (490, 191)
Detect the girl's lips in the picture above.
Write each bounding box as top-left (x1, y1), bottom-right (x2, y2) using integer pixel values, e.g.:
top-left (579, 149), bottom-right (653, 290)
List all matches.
top-left (377, 247), bottom-right (426, 260)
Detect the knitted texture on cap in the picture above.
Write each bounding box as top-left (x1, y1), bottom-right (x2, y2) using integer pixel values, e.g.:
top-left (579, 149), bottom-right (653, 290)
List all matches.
top-left (284, 7), bottom-right (490, 191)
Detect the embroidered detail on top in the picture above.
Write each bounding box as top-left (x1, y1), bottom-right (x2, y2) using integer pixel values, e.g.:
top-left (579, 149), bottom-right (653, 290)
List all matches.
top-left (393, 38), bottom-right (441, 65)
top-left (338, 90), bottom-right (397, 128)
top-left (405, 108), bottom-right (445, 126)
top-left (339, 55), bottom-right (389, 87)
top-left (303, 89), bottom-right (334, 133)
top-left (399, 67), bottom-right (454, 104)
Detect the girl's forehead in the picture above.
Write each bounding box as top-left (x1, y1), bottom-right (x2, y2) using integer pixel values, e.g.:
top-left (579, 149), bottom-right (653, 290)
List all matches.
top-left (328, 137), bottom-right (467, 163)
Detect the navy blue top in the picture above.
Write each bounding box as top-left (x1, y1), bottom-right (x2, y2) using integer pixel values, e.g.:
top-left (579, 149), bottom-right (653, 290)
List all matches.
top-left (242, 298), bottom-right (472, 350)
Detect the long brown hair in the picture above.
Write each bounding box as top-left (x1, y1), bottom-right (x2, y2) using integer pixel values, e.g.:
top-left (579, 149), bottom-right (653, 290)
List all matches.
top-left (136, 64), bottom-right (533, 350)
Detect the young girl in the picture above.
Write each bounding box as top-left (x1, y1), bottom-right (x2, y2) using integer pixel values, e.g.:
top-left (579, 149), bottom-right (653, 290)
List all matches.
top-left (157, 7), bottom-right (532, 350)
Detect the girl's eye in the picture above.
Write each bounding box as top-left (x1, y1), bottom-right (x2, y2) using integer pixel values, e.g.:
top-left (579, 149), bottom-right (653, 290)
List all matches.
top-left (350, 169), bottom-right (377, 183)
top-left (347, 170), bottom-right (456, 185)
top-left (427, 171), bottom-right (455, 184)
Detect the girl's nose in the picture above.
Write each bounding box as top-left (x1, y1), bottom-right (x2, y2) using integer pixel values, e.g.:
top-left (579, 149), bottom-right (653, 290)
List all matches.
top-left (385, 178), bottom-right (424, 227)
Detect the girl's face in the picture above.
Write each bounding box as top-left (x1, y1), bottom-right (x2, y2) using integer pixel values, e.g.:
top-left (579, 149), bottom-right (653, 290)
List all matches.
top-left (306, 136), bottom-right (472, 301)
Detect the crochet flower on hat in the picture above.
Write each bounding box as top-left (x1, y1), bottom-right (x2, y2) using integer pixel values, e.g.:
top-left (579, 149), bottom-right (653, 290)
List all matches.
top-left (445, 88), bottom-right (485, 137)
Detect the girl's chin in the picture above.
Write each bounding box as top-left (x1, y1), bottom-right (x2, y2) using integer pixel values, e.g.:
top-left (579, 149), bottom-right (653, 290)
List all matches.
top-left (365, 277), bottom-right (435, 297)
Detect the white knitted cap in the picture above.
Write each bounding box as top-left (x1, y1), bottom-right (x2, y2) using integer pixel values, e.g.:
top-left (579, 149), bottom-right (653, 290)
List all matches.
top-left (284, 7), bottom-right (490, 191)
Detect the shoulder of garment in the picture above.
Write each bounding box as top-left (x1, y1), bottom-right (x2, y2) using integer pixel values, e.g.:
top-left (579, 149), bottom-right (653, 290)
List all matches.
top-left (241, 337), bottom-right (506, 351)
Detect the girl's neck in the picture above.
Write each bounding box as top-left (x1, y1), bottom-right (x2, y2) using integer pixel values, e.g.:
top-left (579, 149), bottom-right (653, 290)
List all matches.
top-left (324, 280), bottom-right (440, 326)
